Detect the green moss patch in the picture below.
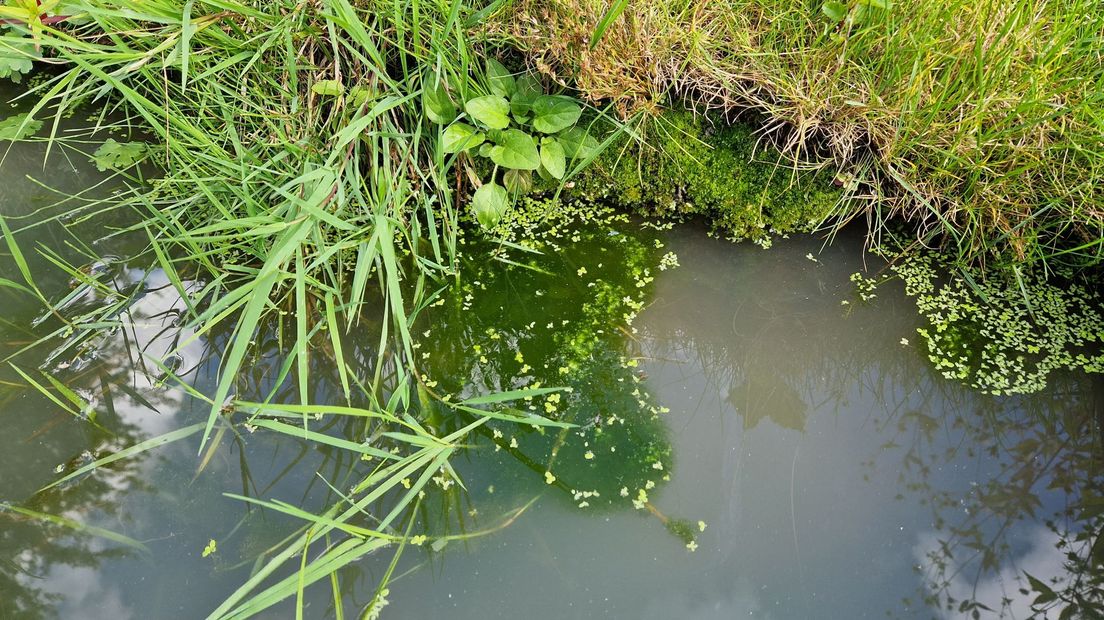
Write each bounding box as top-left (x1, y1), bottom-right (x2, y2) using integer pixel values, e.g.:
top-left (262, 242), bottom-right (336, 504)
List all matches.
top-left (573, 110), bottom-right (841, 242)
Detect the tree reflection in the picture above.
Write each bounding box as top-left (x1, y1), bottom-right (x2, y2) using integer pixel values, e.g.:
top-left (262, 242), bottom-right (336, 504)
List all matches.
top-left (631, 231), bottom-right (1104, 618)
top-left (413, 209), bottom-right (693, 541)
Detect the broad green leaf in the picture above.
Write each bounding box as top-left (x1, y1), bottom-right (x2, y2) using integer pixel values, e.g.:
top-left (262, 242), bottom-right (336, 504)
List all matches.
top-left (441, 122), bottom-right (485, 153)
top-left (311, 80), bottom-right (344, 97)
top-left (0, 38), bottom-right (38, 83)
top-left (0, 113), bottom-right (41, 141)
top-left (485, 58), bottom-right (516, 98)
top-left (540, 137), bottom-right (566, 179)
top-left (464, 95), bottom-right (510, 130)
top-left (422, 80), bottom-right (456, 124)
top-left (472, 182), bottom-right (509, 229)
top-left (511, 74), bottom-right (542, 118)
top-left (514, 75), bottom-right (541, 102)
top-left (477, 142), bottom-right (494, 158)
top-left (91, 139), bottom-right (147, 171)
top-left (503, 169), bottom-right (533, 194)
top-left (556, 127), bottom-right (600, 159)
top-left (489, 129), bottom-right (540, 170)
top-left (530, 95), bottom-right (582, 134)
top-left (852, 3), bottom-right (869, 23)
top-left (822, 0), bottom-right (848, 20)
top-left (348, 85), bottom-right (374, 107)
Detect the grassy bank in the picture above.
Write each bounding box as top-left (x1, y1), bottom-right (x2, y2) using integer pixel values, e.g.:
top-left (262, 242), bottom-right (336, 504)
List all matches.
top-left (1, 0), bottom-right (553, 616)
top-left (2, 0), bottom-right (1104, 616)
top-left (499, 0), bottom-right (1104, 269)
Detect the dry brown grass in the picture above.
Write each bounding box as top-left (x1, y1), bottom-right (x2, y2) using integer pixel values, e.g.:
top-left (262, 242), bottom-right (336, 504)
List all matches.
top-left (493, 0), bottom-right (1104, 267)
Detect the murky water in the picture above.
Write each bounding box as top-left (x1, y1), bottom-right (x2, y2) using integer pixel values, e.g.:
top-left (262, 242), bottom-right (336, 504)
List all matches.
top-left (2, 90), bottom-right (1102, 619)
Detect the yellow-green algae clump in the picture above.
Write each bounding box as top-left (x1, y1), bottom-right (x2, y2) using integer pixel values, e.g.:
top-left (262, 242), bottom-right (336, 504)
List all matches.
top-left (574, 110), bottom-right (841, 241)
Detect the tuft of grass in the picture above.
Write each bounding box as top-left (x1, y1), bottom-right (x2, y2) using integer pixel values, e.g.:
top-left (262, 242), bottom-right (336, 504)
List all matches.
top-left (498, 0), bottom-right (1104, 270)
top-left (1, 0), bottom-right (557, 616)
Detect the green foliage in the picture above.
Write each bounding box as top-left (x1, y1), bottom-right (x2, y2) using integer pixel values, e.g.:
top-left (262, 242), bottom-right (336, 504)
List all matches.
top-left (422, 79), bottom-right (457, 124)
top-left (310, 79), bottom-right (344, 97)
top-left (418, 197), bottom-right (696, 537)
top-left (0, 37), bottom-right (37, 83)
top-left (575, 110), bottom-right (840, 242)
top-left (821, 0), bottom-right (891, 25)
top-left (507, 0), bottom-right (1104, 269)
top-left (424, 59), bottom-right (594, 229)
top-left (442, 122), bottom-right (485, 153)
top-left (90, 139), bottom-right (147, 172)
top-left (530, 95), bottom-right (582, 133)
top-left (884, 244), bottom-right (1104, 394)
top-left (464, 95), bottom-right (511, 129)
top-left (0, 111), bottom-right (40, 140)
top-left (472, 182), bottom-right (508, 228)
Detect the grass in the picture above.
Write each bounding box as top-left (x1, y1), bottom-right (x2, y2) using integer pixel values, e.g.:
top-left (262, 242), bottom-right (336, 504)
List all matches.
top-left (0, 0), bottom-right (560, 616)
top-left (498, 0), bottom-right (1104, 270)
top-left (2, 0), bottom-right (1103, 616)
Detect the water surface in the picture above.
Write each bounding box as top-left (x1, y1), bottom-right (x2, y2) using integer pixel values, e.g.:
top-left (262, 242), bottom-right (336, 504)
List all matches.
top-left (1, 92), bottom-right (1101, 619)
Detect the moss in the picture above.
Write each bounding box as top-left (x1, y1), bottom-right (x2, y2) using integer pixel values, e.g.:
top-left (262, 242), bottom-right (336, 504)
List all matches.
top-left (573, 110), bottom-right (841, 241)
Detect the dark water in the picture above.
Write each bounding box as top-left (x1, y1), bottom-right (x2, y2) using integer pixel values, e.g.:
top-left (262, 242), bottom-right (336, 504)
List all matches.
top-left (1, 88), bottom-right (1102, 619)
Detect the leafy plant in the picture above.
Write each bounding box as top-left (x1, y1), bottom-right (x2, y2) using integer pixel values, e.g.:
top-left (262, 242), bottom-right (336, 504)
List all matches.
top-left (425, 58), bottom-right (598, 229)
top-left (0, 37), bottom-right (37, 82)
top-left (821, 0), bottom-right (890, 26)
top-left (0, 0), bottom-right (62, 41)
top-left (0, 111), bottom-right (40, 140)
top-left (90, 139), bottom-right (147, 172)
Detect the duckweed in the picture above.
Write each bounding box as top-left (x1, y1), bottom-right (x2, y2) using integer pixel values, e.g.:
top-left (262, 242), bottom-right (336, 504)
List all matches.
top-left (879, 244), bottom-right (1104, 394)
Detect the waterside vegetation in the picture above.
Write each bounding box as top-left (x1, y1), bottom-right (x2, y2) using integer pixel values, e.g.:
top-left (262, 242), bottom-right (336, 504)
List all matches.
top-left (1, 0), bottom-right (1104, 617)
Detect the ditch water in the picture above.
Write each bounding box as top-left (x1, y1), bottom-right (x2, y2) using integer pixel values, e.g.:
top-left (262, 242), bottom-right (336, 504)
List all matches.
top-left (2, 92), bottom-right (1102, 619)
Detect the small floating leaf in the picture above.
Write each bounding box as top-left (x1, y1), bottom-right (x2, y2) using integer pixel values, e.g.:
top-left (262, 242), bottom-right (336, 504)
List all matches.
top-left (0, 113), bottom-right (42, 141)
top-left (202, 539), bottom-right (217, 557)
top-left (91, 139), bottom-right (147, 171)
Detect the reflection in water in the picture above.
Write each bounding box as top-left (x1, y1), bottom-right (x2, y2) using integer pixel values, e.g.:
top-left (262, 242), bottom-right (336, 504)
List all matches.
top-left (0, 193), bottom-right (692, 615)
top-left (2, 96), bottom-right (1103, 618)
top-left (634, 226), bottom-right (1104, 618)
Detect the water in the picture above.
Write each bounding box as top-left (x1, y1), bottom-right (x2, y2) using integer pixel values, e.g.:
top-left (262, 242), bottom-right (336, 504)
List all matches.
top-left (1, 95), bottom-right (1102, 619)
